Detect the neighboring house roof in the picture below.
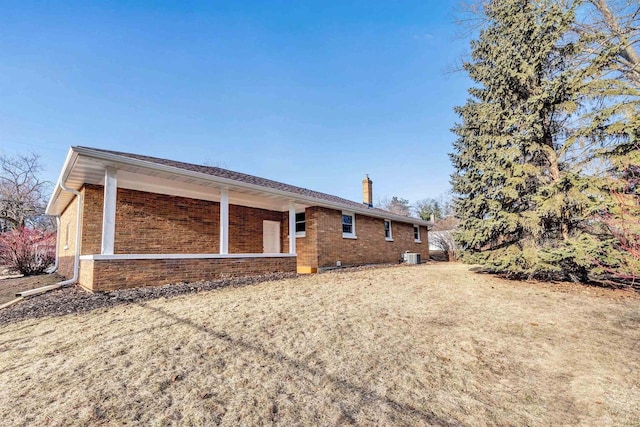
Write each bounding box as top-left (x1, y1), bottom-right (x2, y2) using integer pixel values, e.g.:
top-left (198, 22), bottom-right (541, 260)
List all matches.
top-left (46, 146), bottom-right (432, 227)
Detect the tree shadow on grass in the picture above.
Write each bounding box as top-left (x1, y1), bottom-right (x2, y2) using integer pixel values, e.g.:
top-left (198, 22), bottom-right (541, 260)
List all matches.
top-left (137, 302), bottom-right (461, 426)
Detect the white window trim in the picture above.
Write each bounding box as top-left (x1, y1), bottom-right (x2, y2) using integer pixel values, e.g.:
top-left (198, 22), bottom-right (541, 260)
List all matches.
top-left (413, 225), bottom-right (422, 243)
top-left (384, 219), bottom-right (393, 241)
top-left (295, 211), bottom-right (306, 238)
top-left (342, 211), bottom-right (357, 239)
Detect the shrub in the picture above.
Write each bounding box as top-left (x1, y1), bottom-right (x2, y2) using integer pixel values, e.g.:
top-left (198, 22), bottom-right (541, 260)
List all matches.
top-left (0, 227), bottom-right (55, 276)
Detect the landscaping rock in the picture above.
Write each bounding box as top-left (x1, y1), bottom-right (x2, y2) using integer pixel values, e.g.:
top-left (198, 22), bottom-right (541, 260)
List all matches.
top-left (0, 272), bottom-right (296, 324)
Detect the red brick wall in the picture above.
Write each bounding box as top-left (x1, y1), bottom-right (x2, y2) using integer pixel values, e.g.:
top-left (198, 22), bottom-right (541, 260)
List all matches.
top-left (81, 185), bottom-right (104, 255)
top-left (79, 259), bottom-right (94, 288)
top-left (81, 185), bottom-right (292, 255)
top-left (80, 256), bottom-right (296, 291)
top-left (57, 184), bottom-right (103, 279)
top-left (229, 205), bottom-right (287, 253)
top-left (59, 183), bottom-right (427, 288)
top-left (313, 207), bottom-right (429, 267)
top-left (114, 187), bottom-right (219, 254)
top-left (295, 207), bottom-right (319, 269)
top-left (57, 193), bottom-right (79, 279)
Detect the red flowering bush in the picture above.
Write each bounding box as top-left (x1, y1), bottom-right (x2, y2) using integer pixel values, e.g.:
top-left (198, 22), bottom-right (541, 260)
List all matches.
top-left (0, 227), bottom-right (55, 276)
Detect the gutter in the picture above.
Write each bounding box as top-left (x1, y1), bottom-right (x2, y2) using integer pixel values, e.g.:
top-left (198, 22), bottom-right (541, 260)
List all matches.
top-left (70, 146), bottom-right (433, 227)
top-left (54, 179), bottom-right (82, 286)
top-left (45, 148), bottom-right (79, 215)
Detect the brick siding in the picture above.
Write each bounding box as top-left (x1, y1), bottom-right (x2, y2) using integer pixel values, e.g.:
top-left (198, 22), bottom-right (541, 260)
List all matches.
top-left (57, 184), bottom-right (427, 290)
top-left (81, 185), bottom-right (103, 255)
top-left (294, 207), bottom-right (319, 269)
top-left (57, 194), bottom-right (78, 278)
top-left (312, 206), bottom-right (429, 268)
top-left (114, 186), bottom-right (219, 253)
top-left (229, 205), bottom-right (288, 253)
top-left (79, 256), bottom-right (296, 292)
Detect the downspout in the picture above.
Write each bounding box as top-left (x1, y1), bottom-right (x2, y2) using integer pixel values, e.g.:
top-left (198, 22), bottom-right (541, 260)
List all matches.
top-left (16, 182), bottom-right (82, 298)
top-left (55, 181), bottom-right (82, 287)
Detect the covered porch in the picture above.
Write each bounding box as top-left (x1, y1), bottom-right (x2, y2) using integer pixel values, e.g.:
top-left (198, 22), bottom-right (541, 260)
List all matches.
top-left (47, 148), bottom-right (307, 291)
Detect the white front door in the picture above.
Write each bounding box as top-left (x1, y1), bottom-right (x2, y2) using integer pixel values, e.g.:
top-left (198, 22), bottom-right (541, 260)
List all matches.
top-left (263, 220), bottom-right (280, 253)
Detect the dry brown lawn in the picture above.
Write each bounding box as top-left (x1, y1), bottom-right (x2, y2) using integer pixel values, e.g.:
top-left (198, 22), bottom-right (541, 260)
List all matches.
top-left (1, 263), bottom-right (639, 426)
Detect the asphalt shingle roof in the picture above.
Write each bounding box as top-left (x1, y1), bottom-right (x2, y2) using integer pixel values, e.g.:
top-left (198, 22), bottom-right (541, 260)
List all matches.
top-left (80, 146), bottom-right (398, 216)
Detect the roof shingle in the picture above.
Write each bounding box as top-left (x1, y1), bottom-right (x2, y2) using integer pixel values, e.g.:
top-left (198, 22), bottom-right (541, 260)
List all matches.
top-left (79, 146), bottom-right (399, 216)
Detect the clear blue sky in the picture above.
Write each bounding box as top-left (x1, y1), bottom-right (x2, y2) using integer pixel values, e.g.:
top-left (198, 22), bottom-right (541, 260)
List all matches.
top-left (0, 0), bottom-right (471, 206)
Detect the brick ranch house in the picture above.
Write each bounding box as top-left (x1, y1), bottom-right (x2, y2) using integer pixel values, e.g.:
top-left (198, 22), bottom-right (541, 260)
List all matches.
top-left (46, 146), bottom-right (432, 291)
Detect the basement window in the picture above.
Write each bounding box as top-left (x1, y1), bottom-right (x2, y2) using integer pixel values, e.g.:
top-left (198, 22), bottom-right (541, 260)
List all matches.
top-left (342, 212), bottom-right (356, 239)
top-left (295, 212), bottom-right (306, 237)
top-left (384, 220), bottom-right (393, 241)
top-left (413, 225), bottom-right (421, 243)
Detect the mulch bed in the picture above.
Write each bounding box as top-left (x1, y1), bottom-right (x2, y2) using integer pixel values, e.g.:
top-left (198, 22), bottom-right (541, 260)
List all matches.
top-left (0, 263), bottom-right (422, 324)
top-left (0, 272), bottom-right (297, 325)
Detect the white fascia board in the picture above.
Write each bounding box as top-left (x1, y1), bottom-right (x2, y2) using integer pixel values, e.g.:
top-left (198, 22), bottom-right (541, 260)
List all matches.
top-left (70, 146), bottom-right (433, 227)
top-left (45, 148), bottom-right (80, 215)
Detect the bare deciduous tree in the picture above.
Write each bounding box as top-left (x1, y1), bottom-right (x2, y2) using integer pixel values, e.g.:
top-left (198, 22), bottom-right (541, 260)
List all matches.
top-left (583, 0), bottom-right (640, 87)
top-left (459, 0), bottom-right (640, 86)
top-left (0, 153), bottom-right (51, 231)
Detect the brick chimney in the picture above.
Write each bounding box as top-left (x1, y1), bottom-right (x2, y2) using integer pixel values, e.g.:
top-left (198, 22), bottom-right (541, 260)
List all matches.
top-left (362, 174), bottom-right (373, 207)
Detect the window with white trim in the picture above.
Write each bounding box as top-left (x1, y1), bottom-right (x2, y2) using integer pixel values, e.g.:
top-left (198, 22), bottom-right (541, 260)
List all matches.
top-left (413, 225), bottom-right (421, 242)
top-left (342, 212), bottom-right (356, 238)
top-left (384, 219), bottom-right (393, 241)
top-left (295, 212), bottom-right (306, 237)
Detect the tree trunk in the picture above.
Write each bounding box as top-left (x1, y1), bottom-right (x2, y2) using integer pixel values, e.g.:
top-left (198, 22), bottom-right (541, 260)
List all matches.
top-left (593, 0), bottom-right (640, 86)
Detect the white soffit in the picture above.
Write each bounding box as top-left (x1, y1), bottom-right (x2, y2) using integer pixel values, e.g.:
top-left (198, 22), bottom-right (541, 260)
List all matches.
top-left (48, 154), bottom-right (309, 215)
top-left (47, 147), bottom-right (432, 227)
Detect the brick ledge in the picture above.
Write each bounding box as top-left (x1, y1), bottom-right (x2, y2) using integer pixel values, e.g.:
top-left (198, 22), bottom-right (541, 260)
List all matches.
top-left (80, 253), bottom-right (296, 261)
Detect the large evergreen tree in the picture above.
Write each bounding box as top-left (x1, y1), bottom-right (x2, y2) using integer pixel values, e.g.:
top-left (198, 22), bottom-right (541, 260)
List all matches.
top-left (451, 0), bottom-right (611, 281)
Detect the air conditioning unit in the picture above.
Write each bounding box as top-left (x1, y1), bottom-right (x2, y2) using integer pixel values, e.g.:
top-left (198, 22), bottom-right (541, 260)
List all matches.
top-left (405, 253), bottom-right (421, 265)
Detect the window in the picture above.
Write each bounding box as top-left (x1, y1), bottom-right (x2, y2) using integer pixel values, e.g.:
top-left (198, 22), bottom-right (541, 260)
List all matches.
top-left (342, 212), bottom-right (356, 238)
top-left (413, 225), bottom-right (421, 243)
top-left (384, 219), bottom-right (393, 241)
top-left (64, 223), bottom-right (71, 250)
top-left (295, 212), bottom-right (306, 237)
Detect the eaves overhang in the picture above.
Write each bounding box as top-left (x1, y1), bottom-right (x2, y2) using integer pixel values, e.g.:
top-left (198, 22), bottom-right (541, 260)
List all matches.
top-left (46, 146), bottom-right (433, 228)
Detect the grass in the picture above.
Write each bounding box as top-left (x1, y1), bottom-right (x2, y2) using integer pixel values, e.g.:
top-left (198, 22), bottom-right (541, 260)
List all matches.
top-left (1, 263), bottom-right (639, 426)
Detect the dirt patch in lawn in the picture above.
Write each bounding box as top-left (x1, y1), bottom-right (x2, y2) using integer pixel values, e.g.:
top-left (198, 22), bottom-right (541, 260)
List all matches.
top-left (0, 270), bottom-right (64, 305)
top-left (1, 263), bottom-right (639, 426)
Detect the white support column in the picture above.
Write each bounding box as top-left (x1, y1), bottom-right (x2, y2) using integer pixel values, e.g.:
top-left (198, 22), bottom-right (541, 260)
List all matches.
top-left (219, 187), bottom-right (229, 255)
top-left (101, 167), bottom-right (117, 255)
top-left (288, 201), bottom-right (296, 255)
